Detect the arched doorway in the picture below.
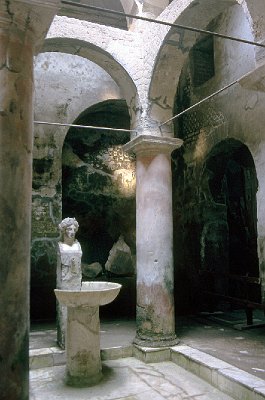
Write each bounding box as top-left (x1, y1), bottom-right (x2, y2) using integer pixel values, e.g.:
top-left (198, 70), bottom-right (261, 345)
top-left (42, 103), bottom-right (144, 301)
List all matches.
top-left (200, 139), bottom-right (260, 311)
top-left (62, 99), bottom-right (136, 317)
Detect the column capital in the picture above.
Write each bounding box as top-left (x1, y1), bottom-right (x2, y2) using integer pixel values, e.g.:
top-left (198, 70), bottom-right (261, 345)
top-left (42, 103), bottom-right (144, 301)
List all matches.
top-left (0, 0), bottom-right (60, 49)
top-left (123, 135), bottom-right (183, 157)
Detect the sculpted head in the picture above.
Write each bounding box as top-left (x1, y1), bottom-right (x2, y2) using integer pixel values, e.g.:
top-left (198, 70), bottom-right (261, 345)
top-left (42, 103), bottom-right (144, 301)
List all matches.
top-left (59, 217), bottom-right (79, 244)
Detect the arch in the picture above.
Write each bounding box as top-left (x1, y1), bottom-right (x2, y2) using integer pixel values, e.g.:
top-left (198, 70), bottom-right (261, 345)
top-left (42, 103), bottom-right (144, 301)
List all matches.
top-left (149, 0), bottom-right (258, 125)
top-left (40, 37), bottom-right (139, 125)
top-left (172, 137), bottom-right (261, 314)
top-left (240, 0), bottom-right (265, 42)
top-left (200, 138), bottom-right (260, 309)
top-left (61, 99), bottom-right (136, 317)
top-left (59, 0), bottom-right (128, 30)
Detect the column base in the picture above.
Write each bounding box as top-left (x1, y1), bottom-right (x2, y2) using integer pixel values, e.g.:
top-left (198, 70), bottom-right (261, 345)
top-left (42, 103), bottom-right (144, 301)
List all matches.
top-left (133, 334), bottom-right (179, 348)
top-left (65, 371), bottom-right (103, 387)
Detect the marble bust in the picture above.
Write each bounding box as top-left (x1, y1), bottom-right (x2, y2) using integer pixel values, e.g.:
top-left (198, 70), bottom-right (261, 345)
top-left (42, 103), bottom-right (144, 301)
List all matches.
top-left (56, 217), bottom-right (82, 348)
top-left (57, 217), bottom-right (82, 284)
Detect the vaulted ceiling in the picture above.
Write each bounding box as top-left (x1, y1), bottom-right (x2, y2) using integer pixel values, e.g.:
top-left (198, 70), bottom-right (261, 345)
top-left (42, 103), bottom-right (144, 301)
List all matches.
top-left (58, 0), bottom-right (128, 30)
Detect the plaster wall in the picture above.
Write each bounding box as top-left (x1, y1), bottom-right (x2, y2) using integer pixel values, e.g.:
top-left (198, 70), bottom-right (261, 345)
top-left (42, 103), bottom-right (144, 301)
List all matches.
top-left (31, 52), bottom-right (123, 320)
top-left (30, 0), bottom-right (265, 319)
top-left (173, 5), bottom-right (265, 307)
top-left (205, 9), bottom-right (265, 294)
top-left (44, 1), bottom-right (264, 136)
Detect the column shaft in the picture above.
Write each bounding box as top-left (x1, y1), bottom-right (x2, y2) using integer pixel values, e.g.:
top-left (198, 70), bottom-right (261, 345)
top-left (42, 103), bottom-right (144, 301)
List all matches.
top-left (0, 2), bottom-right (59, 398)
top-left (0, 27), bottom-right (34, 400)
top-left (123, 135), bottom-right (183, 347)
top-left (136, 152), bottom-right (176, 345)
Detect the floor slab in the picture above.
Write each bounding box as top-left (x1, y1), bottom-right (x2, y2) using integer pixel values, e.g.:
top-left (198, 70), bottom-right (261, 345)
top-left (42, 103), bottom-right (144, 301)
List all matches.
top-left (30, 357), bottom-right (235, 400)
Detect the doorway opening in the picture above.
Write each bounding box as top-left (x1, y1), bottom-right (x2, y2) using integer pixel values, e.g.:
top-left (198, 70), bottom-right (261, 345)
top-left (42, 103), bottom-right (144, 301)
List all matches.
top-left (62, 99), bottom-right (136, 318)
top-left (200, 139), bottom-right (260, 312)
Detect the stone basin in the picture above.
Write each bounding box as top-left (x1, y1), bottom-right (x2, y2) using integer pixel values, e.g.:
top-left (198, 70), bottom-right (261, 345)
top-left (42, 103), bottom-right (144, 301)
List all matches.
top-left (54, 281), bottom-right (122, 387)
top-left (54, 281), bottom-right (122, 308)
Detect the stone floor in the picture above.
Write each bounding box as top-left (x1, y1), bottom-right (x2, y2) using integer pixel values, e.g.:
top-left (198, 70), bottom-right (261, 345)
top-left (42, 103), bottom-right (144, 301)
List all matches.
top-left (176, 310), bottom-right (265, 380)
top-left (29, 310), bottom-right (265, 399)
top-left (30, 358), bottom-right (234, 400)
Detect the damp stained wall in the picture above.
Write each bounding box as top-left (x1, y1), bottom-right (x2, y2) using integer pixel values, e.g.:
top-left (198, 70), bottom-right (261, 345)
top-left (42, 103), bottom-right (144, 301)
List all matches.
top-left (172, 5), bottom-right (265, 311)
top-left (31, 52), bottom-right (124, 320)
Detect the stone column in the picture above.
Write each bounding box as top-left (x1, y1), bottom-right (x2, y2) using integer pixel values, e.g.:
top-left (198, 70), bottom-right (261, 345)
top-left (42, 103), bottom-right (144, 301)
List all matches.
top-left (123, 135), bottom-right (183, 347)
top-left (0, 2), bottom-right (58, 399)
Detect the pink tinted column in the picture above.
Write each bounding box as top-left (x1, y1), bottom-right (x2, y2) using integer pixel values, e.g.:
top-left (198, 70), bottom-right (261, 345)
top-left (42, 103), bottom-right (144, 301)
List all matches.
top-left (124, 135), bottom-right (183, 347)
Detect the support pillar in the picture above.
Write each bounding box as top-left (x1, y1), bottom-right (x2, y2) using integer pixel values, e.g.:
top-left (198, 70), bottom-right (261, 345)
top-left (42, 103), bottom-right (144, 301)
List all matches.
top-left (0, 2), bottom-right (59, 399)
top-left (124, 135), bottom-right (183, 347)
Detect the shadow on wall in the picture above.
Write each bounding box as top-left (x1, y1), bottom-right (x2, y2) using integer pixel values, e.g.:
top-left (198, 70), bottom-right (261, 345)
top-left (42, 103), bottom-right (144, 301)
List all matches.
top-left (62, 99), bottom-right (137, 320)
top-left (172, 139), bottom-right (260, 316)
top-left (30, 240), bottom-right (57, 321)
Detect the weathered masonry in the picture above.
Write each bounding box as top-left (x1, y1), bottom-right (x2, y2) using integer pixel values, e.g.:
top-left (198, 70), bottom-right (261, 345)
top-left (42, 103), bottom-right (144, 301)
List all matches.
top-left (1, 1), bottom-right (265, 398)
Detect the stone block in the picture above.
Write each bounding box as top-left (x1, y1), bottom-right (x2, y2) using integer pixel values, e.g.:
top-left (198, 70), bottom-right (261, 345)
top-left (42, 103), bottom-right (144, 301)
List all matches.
top-left (199, 363), bottom-right (213, 385)
top-left (101, 345), bottom-right (133, 360)
top-left (254, 386), bottom-right (265, 400)
top-left (105, 235), bottom-right (135, 276)
top-left (171, 350), bottom-right (189, 370)
top-left (217, 367), bottom-right (265, 400)
top-left (82, 262), bottom-right (102, 279)
top-left (50, 346), bottom-right (66, 366)
top-left (133, 345), bottom-right (171, 363)
top-left (170, 345), bottom-right (265, 399)
top-left (29, 348), bottom-right (54, 369)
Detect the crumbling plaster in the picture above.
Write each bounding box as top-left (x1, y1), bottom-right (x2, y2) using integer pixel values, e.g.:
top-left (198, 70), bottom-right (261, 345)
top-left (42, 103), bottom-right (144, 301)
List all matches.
top-left (45, 19), bottom-right (140, 125)
top-left (171, 4), bottom-right (265, 301)
top-left (31, 0), bottom-right (265, 317)
top-left (33, 52), bottom-right (122, 194)
top-left (31, 52), bottom-right (128, 320)
top-left (148, 0), bottom-right (264, 128)
top-left (44, 0), bottom-right (265, 137)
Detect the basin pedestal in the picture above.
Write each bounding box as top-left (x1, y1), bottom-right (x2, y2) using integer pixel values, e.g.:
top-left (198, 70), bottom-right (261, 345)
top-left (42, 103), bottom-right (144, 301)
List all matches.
top-left (54, 282), bottom-right (121, 387)
top-left (66, 305), bottom-right (102, 386)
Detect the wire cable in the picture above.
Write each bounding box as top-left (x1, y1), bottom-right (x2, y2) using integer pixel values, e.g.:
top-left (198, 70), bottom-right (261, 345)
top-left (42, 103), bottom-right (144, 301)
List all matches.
top-left (160, 79), bottom-right (237, 127)
top-left (159, 70), bottom-right (254, 127)
top-left (61, 0), bottom-right (265, 49)
top-left (34, 120), bottom-right (136, 133)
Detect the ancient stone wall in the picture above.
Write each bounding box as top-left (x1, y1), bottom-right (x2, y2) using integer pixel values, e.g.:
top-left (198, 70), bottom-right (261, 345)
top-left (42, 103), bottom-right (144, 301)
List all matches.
top-left (31, 52), bottom-right (124, 320)
top-left (173, 5), bottom-right (265, 310)
top-left (31, 0), bottom-right (265, 320)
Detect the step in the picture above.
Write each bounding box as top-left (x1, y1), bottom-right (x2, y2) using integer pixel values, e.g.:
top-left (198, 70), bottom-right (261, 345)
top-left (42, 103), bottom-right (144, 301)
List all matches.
top-left (29, 344), bottom-right (133, 370)
top-left (30, 343), bottom-right (265, 399)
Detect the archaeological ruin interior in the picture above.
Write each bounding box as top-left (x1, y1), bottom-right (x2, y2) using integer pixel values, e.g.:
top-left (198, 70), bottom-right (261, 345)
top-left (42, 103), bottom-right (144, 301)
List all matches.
top-left (1, 0), bottom-right (265, 399)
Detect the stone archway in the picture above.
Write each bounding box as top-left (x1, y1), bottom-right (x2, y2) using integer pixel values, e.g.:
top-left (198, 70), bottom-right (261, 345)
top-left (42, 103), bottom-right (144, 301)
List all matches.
top-left (172, 139), bottom-right (260, 314)
top-left (31, 36), bottom-right (139, 322)
top-left (59, 0), bottom-right (129, 30)
top-left (62, 99), bottom-right (136, 317)
top-left (148, 0), bottom-right (260, 128)
top-left (41, 38), bottom-right (138, 118)
top-left (201, 139), bottom-right (260, 310)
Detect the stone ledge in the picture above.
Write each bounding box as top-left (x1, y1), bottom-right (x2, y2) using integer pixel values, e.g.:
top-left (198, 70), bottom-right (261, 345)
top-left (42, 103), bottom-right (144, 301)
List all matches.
top-left (171, 345), bottom-right (265, 400)
top-left (29, 347), bottom-right (66, 370)
top-left (29, 342), bottom-right (265, 399)
top-left (133, 344), bottom-right (171, 363)
top-left (101, 345), bottom-right (133, 360)
top-left (29, 345), bottom-right (134, 370)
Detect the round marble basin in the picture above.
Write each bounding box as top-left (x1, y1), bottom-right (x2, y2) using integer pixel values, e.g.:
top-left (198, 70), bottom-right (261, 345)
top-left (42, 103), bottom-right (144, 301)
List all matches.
top-left (54, 281), bottom-right (122, 308)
